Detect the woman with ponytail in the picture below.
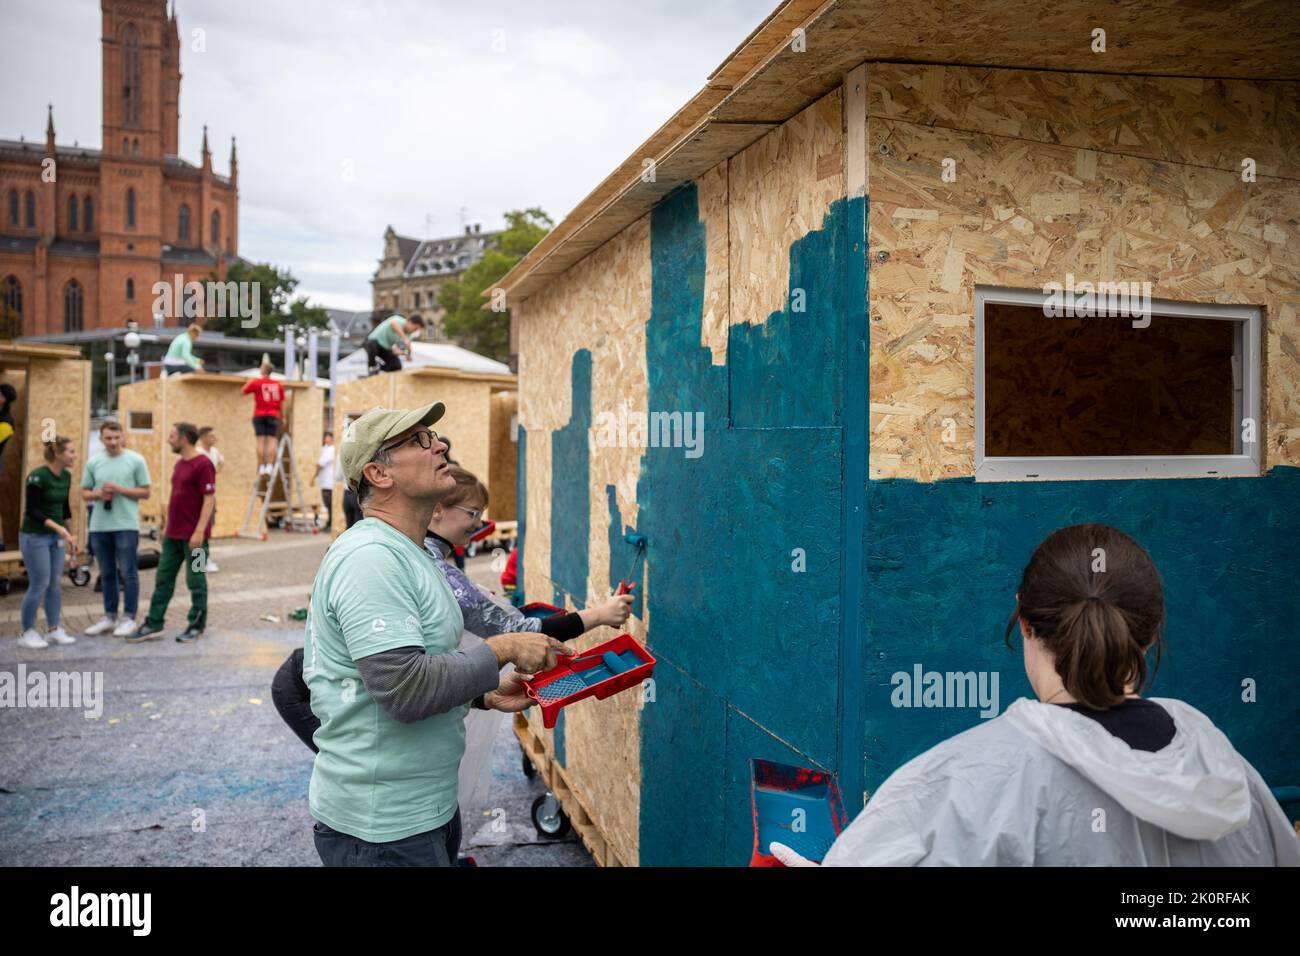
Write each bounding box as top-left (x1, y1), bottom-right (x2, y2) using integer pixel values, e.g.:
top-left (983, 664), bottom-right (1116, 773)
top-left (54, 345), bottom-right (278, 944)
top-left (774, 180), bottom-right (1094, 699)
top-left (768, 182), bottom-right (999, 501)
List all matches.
top-left (776, 523), bottom-right (1299, 866)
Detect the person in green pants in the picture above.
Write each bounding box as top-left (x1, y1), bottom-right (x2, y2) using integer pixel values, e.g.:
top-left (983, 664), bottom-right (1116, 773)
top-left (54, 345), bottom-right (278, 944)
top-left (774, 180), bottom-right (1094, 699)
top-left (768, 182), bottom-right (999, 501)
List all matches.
top-left (129, 422), bottom-right (215, 644)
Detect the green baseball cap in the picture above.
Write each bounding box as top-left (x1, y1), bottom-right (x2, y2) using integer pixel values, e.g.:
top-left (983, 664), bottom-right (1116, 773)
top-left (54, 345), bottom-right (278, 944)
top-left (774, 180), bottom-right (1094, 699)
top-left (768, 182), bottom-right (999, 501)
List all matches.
top-left (340, 402), bottom-right (445, 491)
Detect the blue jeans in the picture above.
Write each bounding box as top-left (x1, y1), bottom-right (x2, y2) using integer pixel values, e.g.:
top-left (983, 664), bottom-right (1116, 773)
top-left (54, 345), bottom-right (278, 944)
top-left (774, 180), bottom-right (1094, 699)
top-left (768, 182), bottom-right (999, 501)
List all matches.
top-left (19, 532), bottom-right (64, 633)
top-left (90, 530), bottom-right (140, 617)
top-left (313, 812), bottom-right (462, 867)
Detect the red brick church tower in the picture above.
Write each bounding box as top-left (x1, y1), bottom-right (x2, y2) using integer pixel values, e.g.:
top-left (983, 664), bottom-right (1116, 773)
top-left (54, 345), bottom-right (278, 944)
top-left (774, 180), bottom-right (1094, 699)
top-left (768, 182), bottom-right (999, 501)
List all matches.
top-left (0, 0), bottom-right (239, 338)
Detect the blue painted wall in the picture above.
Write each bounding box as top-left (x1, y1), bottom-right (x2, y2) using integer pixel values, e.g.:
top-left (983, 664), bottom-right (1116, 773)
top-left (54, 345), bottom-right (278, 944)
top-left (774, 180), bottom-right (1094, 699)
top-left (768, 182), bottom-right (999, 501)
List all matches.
top-left (863, 470), bottom-right (1300, 792)
top-left (520, 167), bottom-right (1297, 869)
top-left (638, 184), bottom-right (864, 865)
top-left (550, 349), bottom-right (592, 608)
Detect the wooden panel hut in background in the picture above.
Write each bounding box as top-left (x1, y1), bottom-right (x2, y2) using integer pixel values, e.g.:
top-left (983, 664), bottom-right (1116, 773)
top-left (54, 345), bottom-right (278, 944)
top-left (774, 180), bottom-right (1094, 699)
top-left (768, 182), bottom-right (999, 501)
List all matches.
top-left (0, 343), bottom-right (92, 549)
top-left (331, 366), bottom-right (517, 531)
top-left (115, 373), bottom-right (324, 539)
top-left (495, 0), bottom-right (1300, 865)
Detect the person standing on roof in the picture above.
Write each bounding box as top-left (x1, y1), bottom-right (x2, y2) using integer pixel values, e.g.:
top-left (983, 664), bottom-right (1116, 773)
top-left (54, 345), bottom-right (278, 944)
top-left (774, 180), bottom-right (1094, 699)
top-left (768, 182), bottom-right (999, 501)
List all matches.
top-left (163, 323), bottom-right (204, 376)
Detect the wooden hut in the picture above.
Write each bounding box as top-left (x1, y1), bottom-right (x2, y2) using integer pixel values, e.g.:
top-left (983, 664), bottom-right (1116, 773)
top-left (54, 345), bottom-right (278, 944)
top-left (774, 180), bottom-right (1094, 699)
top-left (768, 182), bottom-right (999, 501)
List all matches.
top-left (331, 366), bottom-right (518, 532)
top-left (115, 372), bottom-right (324, 539)
top-left (497, 0), bottom-right (1300, 864)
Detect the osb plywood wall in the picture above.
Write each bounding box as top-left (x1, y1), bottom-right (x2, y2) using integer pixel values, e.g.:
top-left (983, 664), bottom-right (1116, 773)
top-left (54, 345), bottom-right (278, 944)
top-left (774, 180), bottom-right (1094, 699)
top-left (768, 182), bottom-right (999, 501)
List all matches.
top-left (393, 373), bottom-right (493, 494)
top-left (0, 367), bottom-right (27, 548)
top-left (10, 358), bottom-right (92, 544)
top-left (867, 63), bottom-right (1300, 481)
top-left (331, 369), bottom-right (513, 532)
top-left (332, 373), bottom-right (390, 533)
top-left (117, 377), bottom-right (325, 538)
top-left (488, 390), bottom-right (517, 522)
top-left (514, 87), bottom-right (846, 864)
top-left (515, 214), bottom-right (652, 867)
top-left (728, 88), bottom-right (844, 334)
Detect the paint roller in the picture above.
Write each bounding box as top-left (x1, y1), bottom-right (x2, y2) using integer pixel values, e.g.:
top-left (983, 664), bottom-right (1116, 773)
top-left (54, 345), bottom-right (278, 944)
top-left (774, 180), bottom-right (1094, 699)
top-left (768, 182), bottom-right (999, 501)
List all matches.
top-left (617, 531), bottom-right (647, 595)
top-left (602, 651), bottom-right (633, 675)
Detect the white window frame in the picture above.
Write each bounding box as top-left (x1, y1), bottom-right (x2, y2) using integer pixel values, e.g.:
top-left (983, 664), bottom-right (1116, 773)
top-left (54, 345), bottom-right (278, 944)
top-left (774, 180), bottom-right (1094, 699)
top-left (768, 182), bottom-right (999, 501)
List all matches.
top-left (974, 285), bottom-right (1261, 482)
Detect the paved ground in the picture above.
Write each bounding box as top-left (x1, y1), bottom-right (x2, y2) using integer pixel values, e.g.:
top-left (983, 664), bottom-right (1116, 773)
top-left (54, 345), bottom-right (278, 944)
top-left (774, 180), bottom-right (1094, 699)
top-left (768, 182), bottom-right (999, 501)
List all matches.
top-left (0, 532), bottom-right (591, 866)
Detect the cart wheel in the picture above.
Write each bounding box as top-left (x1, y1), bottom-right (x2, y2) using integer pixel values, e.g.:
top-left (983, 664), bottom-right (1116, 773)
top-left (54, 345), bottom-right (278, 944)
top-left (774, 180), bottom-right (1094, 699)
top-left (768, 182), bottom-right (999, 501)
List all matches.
top-left (70, 566), bottom-right (92, 587)
top-left (531, 793), bottom-right (570, 839)
top-left (0, 578), bottom-right (10, 597)
top-left (521, 748), bottom-right (536, 780)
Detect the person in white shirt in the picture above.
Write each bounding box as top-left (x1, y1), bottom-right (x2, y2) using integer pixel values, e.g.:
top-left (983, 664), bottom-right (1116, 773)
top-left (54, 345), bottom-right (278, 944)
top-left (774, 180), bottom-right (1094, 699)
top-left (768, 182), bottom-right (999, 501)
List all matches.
top-left (313, 431), bottom-right (336, 531)
top-left (197, 426), bottom-right (224, 572)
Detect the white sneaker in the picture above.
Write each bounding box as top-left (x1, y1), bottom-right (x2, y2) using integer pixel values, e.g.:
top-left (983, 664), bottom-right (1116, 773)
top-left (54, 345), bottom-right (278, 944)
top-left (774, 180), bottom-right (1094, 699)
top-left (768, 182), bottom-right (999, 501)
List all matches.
top-left (17, 629), bottom-right (48, 649)
top-left (85, 615), bottom-right (117, 636)
top-left (112, 618), bottom-right (139, 638)
top-left (205, 560), bottom-right (220, 573)
top-left (46, 628), bottom-right (76, 645)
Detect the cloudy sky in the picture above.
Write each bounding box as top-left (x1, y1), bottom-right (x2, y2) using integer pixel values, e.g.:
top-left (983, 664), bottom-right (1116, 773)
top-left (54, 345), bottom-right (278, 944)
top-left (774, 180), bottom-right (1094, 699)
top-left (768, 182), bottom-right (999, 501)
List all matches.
top-left (2, 0), bottom-right (774, 311)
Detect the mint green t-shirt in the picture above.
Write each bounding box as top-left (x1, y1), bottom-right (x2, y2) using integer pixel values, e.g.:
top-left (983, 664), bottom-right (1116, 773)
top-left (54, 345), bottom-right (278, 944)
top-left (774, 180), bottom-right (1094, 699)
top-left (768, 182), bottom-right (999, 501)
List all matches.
top-left (165, 332), bottom-right (198, 367)
top-left (81, 450), bottom-right (151, 533)
top-left (367, 316), bottom-right (401, 349)
top-left (305, 517), bottom-right (467, 842)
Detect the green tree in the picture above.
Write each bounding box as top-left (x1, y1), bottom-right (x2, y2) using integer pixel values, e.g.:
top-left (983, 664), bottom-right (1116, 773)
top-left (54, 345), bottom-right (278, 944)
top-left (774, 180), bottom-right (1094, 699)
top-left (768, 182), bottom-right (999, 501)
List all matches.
top-left (204, 260), bottom-right (330, 339)
top-left (438, 208), bottom-right (552, 362)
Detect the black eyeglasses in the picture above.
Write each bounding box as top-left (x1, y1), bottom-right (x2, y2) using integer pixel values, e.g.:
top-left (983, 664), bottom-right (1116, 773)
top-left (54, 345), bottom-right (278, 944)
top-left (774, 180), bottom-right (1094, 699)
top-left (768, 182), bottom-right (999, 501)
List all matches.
top-left (377, 428), bottom-right (440, 455)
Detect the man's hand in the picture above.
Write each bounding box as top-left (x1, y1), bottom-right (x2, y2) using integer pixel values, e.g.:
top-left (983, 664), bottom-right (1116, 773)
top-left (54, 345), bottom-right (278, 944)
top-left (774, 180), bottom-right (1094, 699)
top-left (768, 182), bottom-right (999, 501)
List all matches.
top-left (485, 671), bottom-right (534, 713)
top-left (101, 481), bottom-right (117, 495)
top-left (188, 534), bottom-right (204, 553)
top-left (486, 633), bottom-right (570, 673)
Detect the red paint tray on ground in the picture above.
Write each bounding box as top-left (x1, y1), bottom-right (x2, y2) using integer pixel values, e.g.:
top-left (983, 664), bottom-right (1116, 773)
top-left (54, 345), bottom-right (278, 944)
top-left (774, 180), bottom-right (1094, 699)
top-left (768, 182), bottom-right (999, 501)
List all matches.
top-left (522, 633), bottom-right (655, 728)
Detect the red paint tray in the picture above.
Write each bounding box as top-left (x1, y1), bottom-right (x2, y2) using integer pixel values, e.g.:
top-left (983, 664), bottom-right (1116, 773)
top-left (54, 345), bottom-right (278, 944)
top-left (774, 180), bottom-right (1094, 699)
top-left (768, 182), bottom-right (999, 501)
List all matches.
top-left (522, 633), bottom-right (655, 728)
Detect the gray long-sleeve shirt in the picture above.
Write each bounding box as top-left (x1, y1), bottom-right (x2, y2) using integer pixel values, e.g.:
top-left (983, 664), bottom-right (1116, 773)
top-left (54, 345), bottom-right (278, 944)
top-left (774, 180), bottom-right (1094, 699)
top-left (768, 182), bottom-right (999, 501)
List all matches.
top-left (355, 640), bottom-right (498, 723)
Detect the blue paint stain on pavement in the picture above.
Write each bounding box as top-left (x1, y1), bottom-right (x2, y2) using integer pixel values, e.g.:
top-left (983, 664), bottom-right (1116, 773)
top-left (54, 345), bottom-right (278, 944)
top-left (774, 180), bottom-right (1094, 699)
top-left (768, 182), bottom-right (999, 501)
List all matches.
top-left (550, 349), bottom-right (592, 608)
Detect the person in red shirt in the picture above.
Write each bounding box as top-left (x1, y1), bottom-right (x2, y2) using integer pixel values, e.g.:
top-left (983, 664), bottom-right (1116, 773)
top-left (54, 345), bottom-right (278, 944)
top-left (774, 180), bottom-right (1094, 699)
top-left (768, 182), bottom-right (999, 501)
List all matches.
top-left (242, 359), bottom-right (287, 477)
top-left (130, 422), bottom-right (216, 644)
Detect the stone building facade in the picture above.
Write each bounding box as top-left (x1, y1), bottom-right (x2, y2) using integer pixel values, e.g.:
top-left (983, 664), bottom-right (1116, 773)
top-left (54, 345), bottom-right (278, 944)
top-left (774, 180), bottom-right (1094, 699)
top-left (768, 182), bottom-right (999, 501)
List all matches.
top-left (370, 223), bottom-right (498, 340)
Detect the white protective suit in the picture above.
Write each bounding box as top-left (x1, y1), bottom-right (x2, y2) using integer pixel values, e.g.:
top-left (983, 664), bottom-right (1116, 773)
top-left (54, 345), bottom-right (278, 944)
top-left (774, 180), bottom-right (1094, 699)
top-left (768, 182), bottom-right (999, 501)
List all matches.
top-left (823, 697), bottom-right (1300, 866)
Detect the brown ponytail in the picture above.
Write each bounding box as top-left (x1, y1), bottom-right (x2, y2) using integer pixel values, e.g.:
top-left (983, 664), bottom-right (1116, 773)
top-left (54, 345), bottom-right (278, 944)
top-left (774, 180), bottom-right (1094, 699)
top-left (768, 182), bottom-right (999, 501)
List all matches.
top-left (1004, 524), bottom-right (1165, 709)
top-left (43, 436), bottom-right (72, 462)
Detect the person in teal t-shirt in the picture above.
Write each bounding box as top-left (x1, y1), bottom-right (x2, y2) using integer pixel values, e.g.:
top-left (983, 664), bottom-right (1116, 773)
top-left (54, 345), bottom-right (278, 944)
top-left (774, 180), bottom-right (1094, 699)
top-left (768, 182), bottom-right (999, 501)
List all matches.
top-left (80, 419), bottom-right (152, 638)
top-left (305, 403), bottom-right (565, 865)
top-left (363, 313), bottom-right (425, 374)
top-left (163, 323), bottom-right (204, 376)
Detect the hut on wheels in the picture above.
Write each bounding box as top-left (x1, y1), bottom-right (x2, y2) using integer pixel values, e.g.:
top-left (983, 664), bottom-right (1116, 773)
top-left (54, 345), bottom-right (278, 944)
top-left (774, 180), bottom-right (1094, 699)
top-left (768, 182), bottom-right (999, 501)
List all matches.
top-left (497, 0), bottom-right (1300, 865)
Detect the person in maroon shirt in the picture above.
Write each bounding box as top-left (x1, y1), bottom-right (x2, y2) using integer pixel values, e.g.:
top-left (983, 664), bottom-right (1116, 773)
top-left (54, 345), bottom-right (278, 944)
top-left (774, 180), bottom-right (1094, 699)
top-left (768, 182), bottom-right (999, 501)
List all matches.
top-left (130, 422), bottom-right (216, 644)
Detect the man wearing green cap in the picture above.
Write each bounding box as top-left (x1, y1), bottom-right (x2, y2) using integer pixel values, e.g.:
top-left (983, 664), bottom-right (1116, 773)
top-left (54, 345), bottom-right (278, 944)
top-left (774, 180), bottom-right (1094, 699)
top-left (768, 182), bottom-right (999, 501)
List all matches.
top-left (305, 401), bottom-right (568, 866)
